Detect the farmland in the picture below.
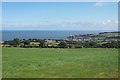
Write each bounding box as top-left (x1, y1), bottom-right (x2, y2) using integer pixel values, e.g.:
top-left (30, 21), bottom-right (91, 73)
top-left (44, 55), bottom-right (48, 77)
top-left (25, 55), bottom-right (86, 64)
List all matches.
top-left (2, 48), bottom-right (118, 78)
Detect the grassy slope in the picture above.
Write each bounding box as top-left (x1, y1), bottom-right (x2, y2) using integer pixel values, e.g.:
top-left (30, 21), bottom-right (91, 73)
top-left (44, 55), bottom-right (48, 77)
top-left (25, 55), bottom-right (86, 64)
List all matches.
top-left (2, 48), bottom-right (118, 78)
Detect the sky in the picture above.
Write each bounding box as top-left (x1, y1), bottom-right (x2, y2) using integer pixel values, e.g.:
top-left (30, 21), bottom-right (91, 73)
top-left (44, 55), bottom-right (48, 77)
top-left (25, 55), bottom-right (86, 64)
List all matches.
top-left (1, 0), bottom-right (119, 2)
top-left (2, 2), bottom-right (118, 31)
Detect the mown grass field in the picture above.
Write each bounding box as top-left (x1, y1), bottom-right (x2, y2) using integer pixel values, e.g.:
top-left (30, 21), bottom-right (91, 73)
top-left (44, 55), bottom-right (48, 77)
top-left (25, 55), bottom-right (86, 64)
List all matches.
top-left (2, 48), bottom-right (118, 78)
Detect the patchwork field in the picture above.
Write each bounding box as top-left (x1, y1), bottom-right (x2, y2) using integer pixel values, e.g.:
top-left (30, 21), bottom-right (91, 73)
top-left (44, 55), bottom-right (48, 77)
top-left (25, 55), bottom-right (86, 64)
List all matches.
top-left (2, 48), bottom-right (118, 78)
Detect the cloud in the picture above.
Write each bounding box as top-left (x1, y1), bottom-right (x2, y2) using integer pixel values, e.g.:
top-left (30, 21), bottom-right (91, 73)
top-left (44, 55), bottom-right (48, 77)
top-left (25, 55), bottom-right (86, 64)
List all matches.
top-left (94, 2), bottom-right (109, 7)
top-left (107, 20), bottom-right (111, 23)
top-left (2, 20), bottom-right (118, 31)
top-left (102, 20), bottom-right (118, 26)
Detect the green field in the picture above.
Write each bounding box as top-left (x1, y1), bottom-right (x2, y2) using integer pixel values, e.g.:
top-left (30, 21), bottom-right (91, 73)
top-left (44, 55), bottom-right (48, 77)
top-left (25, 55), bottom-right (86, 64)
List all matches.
top-left (2, 48), bottom-right (118, 78)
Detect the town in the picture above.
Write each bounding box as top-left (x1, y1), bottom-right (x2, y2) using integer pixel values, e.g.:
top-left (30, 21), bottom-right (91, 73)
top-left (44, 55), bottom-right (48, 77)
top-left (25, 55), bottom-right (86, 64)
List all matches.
top-left (1, 32), bottom-right (119, 48)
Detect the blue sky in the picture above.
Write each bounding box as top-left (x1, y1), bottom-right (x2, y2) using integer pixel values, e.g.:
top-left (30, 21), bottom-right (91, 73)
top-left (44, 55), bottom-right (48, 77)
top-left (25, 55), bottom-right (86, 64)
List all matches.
top-left (2, 2), bottom-right (118, 31)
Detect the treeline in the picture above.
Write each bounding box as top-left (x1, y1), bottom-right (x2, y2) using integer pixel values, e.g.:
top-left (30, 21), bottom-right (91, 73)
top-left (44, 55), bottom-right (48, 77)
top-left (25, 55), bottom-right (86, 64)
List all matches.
top-left (2, 38), bottom-right (120, 48)
top-left (65, 41), bottom-right (119, 48)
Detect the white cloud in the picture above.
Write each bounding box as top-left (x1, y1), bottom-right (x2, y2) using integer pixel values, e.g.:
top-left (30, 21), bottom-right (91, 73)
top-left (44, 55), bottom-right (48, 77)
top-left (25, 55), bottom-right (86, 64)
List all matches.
top-left (103, 19), bottom-right (116, 24)
top-left (102, 19), bottom-right (112, 25)
top-left (94, 2), bottom-right (110, 7)
top-left (2, 20), bottom-right (118, 31)
top-left (107, 19), bottom-right (111, 23)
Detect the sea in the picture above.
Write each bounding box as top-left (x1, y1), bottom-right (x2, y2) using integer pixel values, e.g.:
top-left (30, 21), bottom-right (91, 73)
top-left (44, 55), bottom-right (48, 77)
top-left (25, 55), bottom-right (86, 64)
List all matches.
top-left (1, 30), bottom-right (100, 41)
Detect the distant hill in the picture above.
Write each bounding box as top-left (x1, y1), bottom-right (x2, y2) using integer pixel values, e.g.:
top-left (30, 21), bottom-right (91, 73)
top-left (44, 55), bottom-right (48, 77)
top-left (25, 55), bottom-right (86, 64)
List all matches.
top-left (66, 32), bottom-right (119, 41)
top-left (98, 32), bottom-right (119, 37)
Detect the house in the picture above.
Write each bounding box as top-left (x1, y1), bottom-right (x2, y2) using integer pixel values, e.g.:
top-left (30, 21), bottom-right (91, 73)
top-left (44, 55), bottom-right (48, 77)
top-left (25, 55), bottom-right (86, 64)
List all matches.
top-left (30, 42), bottom-right (40, 45)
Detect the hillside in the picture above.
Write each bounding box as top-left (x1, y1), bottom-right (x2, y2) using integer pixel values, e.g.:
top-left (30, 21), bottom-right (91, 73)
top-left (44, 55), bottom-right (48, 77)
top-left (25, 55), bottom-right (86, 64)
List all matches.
top-left (66, 32), bottom-right (119, 41)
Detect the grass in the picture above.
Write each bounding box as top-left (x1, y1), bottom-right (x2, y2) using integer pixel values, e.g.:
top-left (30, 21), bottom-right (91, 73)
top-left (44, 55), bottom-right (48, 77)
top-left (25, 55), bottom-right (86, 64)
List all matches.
top-left (2, 48), bottom-right (118, 78)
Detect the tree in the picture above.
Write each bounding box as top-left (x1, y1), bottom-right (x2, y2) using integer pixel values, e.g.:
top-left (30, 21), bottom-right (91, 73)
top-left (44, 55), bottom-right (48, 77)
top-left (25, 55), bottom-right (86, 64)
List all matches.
top-left (111, 41), bottom-right (118, 48)
top-left (101, 41), bottom-right (118, 48)
top-left (39, 41), bottom-right (46, 48)
top-left (83, 41), bottom-right (90, 48)
top-left (58, 42), bottom-right (68, 48)
top-left (83, 41), bottom-right (99, 48)
top-left (23, 40), bottom-right (30, 45)
top-left (10, 38), bottom-right (20, 47)
top-left (89, 41), bottom-right (99, 48)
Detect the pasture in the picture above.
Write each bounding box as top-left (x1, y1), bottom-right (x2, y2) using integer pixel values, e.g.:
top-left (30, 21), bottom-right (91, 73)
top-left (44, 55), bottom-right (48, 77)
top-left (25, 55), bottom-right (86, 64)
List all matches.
top-left (2, 48), bottom-right (118, 78)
